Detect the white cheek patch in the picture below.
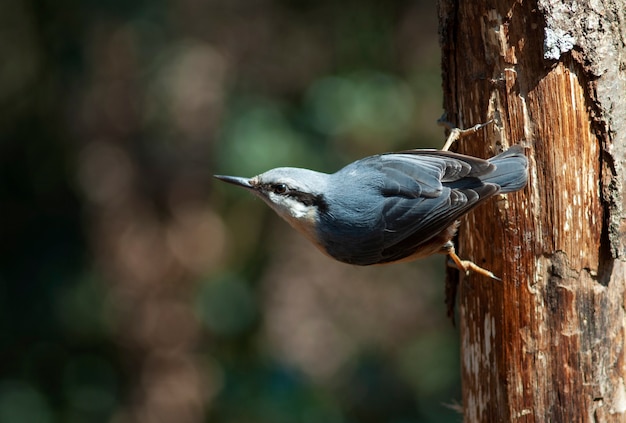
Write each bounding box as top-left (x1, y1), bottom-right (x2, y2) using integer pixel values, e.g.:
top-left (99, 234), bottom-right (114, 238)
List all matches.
top-left (265, 192), bottom-right (320, 244)
top-left (287, 200), bottom-right (311, 219)
top-left (268, 193), bottom-right (313, 219)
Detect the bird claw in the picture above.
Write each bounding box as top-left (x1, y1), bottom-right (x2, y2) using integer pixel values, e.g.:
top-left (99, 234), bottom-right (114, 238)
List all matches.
top-left (446, 247), bottom-right (501, 281)
top-left (437, 117), bottom-right (495, 152)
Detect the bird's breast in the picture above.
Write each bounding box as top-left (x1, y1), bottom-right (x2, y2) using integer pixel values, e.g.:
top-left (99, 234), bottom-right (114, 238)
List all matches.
top-left (279, 206), bottom-right (326, 249)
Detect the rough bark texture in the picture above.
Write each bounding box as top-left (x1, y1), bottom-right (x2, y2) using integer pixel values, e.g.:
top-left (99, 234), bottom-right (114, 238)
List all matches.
top-left (439, 0), bottom-right (626, 421)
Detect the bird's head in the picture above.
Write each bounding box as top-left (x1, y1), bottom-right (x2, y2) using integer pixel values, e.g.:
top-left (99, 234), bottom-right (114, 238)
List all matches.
top-left (215, 167), bottom-right (329, 239)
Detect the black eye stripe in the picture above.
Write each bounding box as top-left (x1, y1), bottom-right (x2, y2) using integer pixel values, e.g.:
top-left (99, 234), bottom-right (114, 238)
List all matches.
top-left (289, 192), bottom-right (328, 212)
top-left (289, 191), bottom-right (314, 205)
top-left (261, 183), bottom-right (328, 213)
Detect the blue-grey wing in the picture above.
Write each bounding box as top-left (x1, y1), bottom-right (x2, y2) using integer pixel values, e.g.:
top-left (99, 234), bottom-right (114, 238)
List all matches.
top-left (354, 151), bottom-right (499, 263)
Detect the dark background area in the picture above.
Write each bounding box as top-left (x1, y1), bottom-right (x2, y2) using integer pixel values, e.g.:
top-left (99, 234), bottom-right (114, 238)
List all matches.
top-left (0, 0), bottom-right (461, 422)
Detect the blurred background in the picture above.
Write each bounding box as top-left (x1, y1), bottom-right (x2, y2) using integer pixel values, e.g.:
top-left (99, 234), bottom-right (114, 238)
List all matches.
top-left (0, 0), bottom-right (461, 422)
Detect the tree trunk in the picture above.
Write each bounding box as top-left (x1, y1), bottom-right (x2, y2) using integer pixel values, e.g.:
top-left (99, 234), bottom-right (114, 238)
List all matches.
top-left (439, 0), bottom-right (626, 421)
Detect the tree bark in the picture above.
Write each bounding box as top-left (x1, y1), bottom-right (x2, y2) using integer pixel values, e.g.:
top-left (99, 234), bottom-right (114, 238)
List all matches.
top-left (439, 0), bottom-right (626, 421)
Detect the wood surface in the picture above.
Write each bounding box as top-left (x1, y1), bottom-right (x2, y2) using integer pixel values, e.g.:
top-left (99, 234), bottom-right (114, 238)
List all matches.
top-left (439, 0), bottom-right (626, 421)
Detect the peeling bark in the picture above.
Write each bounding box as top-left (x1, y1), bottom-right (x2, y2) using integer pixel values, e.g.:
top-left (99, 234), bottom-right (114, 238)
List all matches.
top-left (439, 0), bottom-right (626, 421)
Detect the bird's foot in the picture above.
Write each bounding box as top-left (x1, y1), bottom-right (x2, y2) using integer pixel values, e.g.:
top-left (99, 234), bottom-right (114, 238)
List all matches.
top-left (446, 246), bottom-right (501, 281)
top-left (437, 116), bottom-right (494, 152)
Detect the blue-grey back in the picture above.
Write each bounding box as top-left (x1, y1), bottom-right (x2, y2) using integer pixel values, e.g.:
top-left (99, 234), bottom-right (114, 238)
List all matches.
top-left (314, 147), bottom-right (527, 265)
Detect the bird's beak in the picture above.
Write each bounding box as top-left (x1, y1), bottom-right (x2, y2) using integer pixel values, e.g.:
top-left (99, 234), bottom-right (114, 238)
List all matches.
top-left (214, 175), bottom-right (254, 190)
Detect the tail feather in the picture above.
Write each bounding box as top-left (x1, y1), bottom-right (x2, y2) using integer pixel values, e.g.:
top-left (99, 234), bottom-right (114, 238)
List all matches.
top-left (484, 145), bottom-right (528, 193)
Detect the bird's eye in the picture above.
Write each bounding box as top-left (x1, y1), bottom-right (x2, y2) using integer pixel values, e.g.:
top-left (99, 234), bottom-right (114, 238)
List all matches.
top-left (273, 183), bottom-right (288, 194)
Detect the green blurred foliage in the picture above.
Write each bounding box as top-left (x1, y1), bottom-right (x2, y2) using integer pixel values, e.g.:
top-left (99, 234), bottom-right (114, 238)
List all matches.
top-left (217, 97), bottom-right (319, 175)
top-left (196, 274), bottom-right (257, 337)
top-left (0, 381), bottom-right (53, 423)
top-left (306, 72), bottom-right (416, 143)
top-left (0, 0), bottom-right (462, 422)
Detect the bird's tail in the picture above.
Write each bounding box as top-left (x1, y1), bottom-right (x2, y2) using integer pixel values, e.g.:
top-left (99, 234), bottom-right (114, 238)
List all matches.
top-left (485, 145), bottom-right (528, 193)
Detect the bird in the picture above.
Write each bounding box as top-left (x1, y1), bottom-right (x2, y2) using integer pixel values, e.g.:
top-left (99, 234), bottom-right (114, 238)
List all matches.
top-left (215, 140), bottom-right (527, 279)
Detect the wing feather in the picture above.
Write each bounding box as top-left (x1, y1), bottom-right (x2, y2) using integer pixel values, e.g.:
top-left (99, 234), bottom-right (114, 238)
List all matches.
top-left (329, 150), bottom-right (500, 264)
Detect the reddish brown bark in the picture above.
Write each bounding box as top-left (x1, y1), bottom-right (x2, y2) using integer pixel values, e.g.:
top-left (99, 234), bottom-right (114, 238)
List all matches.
top-left (439, 0), bottom-right (626, 421)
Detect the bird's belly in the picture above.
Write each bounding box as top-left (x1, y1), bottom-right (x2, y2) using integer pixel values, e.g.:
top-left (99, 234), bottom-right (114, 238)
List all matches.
top-left (322, 221), bottom-right (460, 266)
top-left (381, 221), bottom-right (460, 264)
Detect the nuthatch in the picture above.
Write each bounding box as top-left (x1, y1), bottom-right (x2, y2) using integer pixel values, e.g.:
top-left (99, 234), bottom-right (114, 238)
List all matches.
top-left (215, 137), bottom-right (527, 279)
